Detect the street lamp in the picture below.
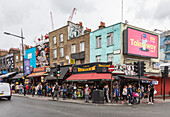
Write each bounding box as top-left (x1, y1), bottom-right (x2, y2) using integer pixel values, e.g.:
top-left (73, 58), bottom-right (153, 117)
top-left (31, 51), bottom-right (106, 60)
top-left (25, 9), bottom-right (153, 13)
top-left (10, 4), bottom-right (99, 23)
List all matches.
top-left (4, 29), bottom-right (26, 96)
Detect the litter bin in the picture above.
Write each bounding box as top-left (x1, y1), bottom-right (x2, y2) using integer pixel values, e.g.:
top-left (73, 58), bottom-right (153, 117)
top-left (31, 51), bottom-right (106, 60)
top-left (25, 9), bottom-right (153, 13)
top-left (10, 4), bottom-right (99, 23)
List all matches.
top-left (92, 90), bottom-right (104, 104)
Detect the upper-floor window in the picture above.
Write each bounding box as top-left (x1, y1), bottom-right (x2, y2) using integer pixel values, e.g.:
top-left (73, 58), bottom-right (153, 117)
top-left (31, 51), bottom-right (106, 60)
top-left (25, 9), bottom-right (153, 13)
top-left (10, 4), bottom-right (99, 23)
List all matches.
top-left (107, 54), bottom-right (113, 62)
top-left (96, 36), bottom-right (101, 48)
top-left (107, 32), bottom-right (114, 46)
top-left (20, 55), bottom-right (23, 62)
top-left (71, 44), bottom-right (76, 53)
top-left (53, 49), bottom-right (57, 59)
top-left (96, 55), bottom-right (101, 62)
top-left (80, 42), bottom-right (85, 52)
top-left (60, 34), bottom-right (63, 42)
top-left (60, 47), bottom-right (64, 57)
top-left (53, 36), bottom-right (56, 44)
top-left (16, 55), bottom-right (18, 62)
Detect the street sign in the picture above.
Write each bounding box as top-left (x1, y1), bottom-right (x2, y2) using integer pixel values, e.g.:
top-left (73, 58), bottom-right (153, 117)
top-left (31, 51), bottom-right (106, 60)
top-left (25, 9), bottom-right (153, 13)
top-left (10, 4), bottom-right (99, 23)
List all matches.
top-left (108, 65), bottom-right (115, 72)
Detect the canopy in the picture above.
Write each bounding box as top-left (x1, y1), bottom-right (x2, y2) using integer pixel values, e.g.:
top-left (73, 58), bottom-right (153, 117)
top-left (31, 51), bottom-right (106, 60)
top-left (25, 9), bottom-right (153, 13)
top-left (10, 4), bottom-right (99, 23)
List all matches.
top-left (27, 72), bottom-right (47, 78)
top-left (119, 75), bottom-right (156, 81)
top-left (0, 72), bottom-right (17, 78)
top-left (66, 73), bottom-right (112, 81)
top-left (12, 73), bottom-right (23, 79)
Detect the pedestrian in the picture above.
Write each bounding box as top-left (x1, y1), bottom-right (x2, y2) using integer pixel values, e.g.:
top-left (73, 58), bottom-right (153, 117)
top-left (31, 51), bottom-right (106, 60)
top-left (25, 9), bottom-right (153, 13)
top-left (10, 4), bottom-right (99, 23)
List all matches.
top-left (37, 83), bottom-right (42, 97)
top-left (68, 84), bottom-right (73, 99)
top-left (19, 83), bottom-right (23, 94)
top-left (122, 85), bottom-right (127, 104)
top-left (26, 84), bottom-right (29, 94)
top-left (73, 84), bottom-right (77, 99)
top-left (84, 84), bottom-right (89, 103)
top-left (45, 83), bottom-right (48, 97)
top-left (62, 84), bottom-right (67, 100)
top-left (127, 85), bottom-right (133, 105)
top-left (53, 83), bottom-right (59, 100)
top-left (113, 85), bottom-right (119, 104)
top-left (148, 85), bottom-right (154, 104)
top-left (104, 85), bottom-right (110, 103)
top-left (48, 86), bottom-right (52, 97)
top-left (31, 84), bottom-right (35, 97)
top-left (141, 85), bottom-right (144, 99)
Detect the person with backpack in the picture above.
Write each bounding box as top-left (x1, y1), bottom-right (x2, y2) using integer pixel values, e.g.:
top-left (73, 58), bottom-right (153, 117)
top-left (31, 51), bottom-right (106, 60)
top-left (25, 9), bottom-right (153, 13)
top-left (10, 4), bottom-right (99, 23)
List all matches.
top-left (53, 83), bottom-right (59, 100)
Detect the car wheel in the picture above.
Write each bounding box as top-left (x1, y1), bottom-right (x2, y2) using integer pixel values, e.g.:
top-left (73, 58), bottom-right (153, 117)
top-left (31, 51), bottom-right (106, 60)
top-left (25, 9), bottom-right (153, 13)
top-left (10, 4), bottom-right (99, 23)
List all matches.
top-left (7, 96), bottom-right (11, 100)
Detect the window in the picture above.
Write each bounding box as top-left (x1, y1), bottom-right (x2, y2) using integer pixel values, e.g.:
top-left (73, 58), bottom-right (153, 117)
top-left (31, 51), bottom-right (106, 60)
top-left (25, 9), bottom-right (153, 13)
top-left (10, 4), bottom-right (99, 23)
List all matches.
top-left (96, 36), bottom-right (101, 48)
top-left (80, 42), bottom-right (85, 52)
top-left (71, 44), bottom-right (76, 53)
top-left (16, 55), bottom-right (18, 62)
top-left (96, 55), bottom-right (101, 62)
top-left (60, 34), bottom-right (63, 42)
top-left (20, 55), bottom-right (23, 61)
top-left (107, 32), bottom-right (113, 46)
top-left (53, 36), bottom-right (56, 44)
top-left (60, 47), bottom-right (64, 57)
top-left (107, 54), bottom-right (113, 62)
top-left (53, 49), bottom-right (57, 59)
top-left (28, 53), bottom-right (32, 59)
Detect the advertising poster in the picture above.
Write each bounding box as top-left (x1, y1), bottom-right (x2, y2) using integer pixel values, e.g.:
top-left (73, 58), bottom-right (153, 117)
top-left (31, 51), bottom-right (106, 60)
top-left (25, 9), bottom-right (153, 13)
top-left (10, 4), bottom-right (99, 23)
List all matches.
top-left (24, 59), bottom-right (31, 75)
top-left (124, 28), bottom-right (158, 58)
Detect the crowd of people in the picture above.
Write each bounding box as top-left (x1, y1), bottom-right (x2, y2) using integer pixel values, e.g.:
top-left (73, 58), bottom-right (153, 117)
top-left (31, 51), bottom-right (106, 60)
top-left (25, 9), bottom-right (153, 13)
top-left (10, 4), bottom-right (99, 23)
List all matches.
top-left (11, 82), bottom-right (155, 104)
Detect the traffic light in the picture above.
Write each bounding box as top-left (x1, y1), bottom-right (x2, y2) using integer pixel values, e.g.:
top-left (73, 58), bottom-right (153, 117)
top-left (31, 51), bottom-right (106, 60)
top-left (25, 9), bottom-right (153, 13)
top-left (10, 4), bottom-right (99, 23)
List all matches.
top-left (134, 62), bottom-right (140, 75)
top-left (53, 71), bottom-right (57, 77)
top-left (162, 72), bottom-right (165, 78)
top-left (164, 66), bottom-right (169, 78)
top-left (57, 65), bottom-right (60, 74)
top-left (141, 62), bottom-right (146, 76)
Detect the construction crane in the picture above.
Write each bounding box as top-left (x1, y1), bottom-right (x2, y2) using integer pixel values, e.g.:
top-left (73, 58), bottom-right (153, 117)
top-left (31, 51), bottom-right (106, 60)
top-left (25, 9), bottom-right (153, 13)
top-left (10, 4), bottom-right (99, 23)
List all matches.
top-left (68, 8), bottom-right (77, 22)
top-left (50, 11), bottom-right (54, 30)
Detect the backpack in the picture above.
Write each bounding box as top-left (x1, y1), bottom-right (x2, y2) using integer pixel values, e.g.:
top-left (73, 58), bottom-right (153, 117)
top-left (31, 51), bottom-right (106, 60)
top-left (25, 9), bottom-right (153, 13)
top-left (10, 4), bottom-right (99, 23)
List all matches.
top-left (54, 85), bottom-right (59, 91)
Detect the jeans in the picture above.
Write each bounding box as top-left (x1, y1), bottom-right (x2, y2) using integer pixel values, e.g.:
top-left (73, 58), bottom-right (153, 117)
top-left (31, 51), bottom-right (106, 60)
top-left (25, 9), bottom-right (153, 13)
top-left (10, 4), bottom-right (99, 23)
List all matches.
top-left (38, 90), bottom-right (42, 96)
top-left (19, 89), bottom-right (22, 94)
top-left (129, 95), bottom-right (132, 104)
top-left (53, 91), bottom-right (59, 100)
top-left (63, 92), bottom-right (66, 99)
top-left (114, 95), bottom-right (119, 103)
top-left (85, 95), bottom-right (89, 102)
top-left (149, 94), bottom-right (154, 102)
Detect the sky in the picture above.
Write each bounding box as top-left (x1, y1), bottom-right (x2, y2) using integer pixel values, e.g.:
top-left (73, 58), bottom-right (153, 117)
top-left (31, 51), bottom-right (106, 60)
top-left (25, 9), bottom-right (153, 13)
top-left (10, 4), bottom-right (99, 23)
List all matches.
top-left (0, 0), bottom-right (170, 50)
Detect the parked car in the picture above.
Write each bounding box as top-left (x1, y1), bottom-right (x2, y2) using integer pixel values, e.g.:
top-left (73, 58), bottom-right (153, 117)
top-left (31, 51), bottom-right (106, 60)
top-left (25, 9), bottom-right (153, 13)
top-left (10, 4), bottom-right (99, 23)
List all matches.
top-left (0, 82), bottom-right (11, 100)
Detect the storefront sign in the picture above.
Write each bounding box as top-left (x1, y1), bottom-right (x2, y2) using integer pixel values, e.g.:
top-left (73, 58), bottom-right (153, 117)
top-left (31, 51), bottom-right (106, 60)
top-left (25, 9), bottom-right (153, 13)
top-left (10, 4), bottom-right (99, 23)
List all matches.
top-left (72, 62), bottom-right (112, 74)
top-left (33, 66), bottom-right (49, 72)
top-left (24, 59), bottom-right (31, 75)
top-left (124, 27), bottom-right (158, 58)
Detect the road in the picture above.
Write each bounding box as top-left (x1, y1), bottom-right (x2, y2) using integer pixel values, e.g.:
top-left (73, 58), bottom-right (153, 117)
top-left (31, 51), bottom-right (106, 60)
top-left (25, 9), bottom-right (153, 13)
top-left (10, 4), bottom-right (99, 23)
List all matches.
top-left (0, 96), bottom-right (170, 117)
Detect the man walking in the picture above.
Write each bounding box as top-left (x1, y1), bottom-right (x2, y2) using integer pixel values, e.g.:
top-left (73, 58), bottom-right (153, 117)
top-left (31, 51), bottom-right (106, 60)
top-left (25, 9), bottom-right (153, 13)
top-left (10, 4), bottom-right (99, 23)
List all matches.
top-left (84, 84), bottom-right (89, 103)
top-left (127, 85), bottom-right (133, 105)
top-left (19, 83), bottom-right (23, 94)
top-left (53, 83), bottom-right (59, 101)
top-left (148, 85), bottom-right (154, 104)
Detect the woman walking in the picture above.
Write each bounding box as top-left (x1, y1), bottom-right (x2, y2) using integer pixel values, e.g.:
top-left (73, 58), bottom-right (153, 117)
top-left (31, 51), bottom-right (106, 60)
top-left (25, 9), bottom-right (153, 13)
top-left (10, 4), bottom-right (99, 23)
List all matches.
top-left (122, 85), bottom-right (127, 104)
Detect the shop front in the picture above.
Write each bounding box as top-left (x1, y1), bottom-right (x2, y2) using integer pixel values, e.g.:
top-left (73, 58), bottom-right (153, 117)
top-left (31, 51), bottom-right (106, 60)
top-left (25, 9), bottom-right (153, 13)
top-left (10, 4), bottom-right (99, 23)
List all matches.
top-left (66, 62), bottom-right (112, 98)
top-left (0, 72), bottom-right (17, 83)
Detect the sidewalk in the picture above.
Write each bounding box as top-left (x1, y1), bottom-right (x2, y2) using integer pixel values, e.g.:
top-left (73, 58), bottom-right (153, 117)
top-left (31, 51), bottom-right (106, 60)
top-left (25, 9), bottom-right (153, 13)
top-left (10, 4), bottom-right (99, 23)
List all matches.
top-left (12, 93), bottom-right (170, 106)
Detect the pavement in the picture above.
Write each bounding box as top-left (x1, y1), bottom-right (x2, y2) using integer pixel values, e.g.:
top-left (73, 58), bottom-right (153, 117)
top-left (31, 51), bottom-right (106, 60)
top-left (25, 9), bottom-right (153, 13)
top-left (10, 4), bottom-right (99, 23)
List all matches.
top-left (1, 96), bottom-right (170, 117)
top-left (12, 93), bottom-right (170, 106)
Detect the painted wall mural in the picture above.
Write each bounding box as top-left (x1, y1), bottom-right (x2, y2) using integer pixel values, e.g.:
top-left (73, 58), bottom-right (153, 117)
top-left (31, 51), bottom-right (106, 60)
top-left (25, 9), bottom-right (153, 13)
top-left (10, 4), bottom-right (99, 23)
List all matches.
top-left (68, 22), bottom-right (83, 39)
top-left (35, 42), bottom-right (50, 67)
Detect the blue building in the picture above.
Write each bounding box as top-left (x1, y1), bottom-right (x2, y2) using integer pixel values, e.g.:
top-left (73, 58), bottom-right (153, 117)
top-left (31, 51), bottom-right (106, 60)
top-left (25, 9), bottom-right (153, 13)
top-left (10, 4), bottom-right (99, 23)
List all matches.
top-left (24, 47), bottom-right (36, 68)
top-left (90, 23), bottom-right (122, 64)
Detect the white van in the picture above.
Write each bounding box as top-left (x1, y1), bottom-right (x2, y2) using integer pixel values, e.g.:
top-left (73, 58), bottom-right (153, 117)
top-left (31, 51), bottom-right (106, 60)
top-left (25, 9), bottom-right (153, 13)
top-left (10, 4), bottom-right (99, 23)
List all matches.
top-left (0, 82), bottom-right (11, 100)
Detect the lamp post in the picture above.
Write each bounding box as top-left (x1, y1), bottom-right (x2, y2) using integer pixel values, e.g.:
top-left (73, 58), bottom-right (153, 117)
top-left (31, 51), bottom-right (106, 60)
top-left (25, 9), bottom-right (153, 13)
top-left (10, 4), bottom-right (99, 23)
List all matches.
top-left (4, 29), bottom-right (26, 96)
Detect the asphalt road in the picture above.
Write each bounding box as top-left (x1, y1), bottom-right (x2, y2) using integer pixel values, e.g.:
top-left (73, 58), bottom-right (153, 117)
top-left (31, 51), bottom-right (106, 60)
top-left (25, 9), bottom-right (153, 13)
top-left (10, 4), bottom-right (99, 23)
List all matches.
top-left (0, 96), bottom-right (170, 117)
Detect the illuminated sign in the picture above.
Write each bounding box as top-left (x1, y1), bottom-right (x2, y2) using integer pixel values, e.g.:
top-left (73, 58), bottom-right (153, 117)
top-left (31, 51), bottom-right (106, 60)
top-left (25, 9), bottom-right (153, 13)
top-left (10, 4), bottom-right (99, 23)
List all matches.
top-left (78, 65), bottom-right (96, 72)
top-left (124, 28), bottom-right (158, 58)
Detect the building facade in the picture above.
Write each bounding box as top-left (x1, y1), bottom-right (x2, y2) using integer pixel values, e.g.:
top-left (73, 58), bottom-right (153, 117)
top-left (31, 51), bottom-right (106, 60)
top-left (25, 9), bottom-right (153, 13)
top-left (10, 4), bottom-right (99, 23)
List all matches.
top-left (90, 22), bottom-right (121, 64)
top-left (49, 21), bottom-right (89, 67)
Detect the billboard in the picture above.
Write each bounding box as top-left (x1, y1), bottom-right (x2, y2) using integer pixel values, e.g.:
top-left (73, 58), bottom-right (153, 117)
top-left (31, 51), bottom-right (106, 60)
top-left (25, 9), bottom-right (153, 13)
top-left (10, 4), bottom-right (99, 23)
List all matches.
top-left (124, 27), bottom-right (158, 58)
top-left (24, 59), bottom-right (31, 75)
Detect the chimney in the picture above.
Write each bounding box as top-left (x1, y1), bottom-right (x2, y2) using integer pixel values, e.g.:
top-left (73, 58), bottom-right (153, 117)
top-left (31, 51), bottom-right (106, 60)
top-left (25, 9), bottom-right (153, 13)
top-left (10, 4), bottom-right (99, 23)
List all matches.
top-left (99, 21), bottom-right (105, 29)
top-left (84, 27), bottom-right (91, 34)
top-left (79, 22), bottom-right (83, 27)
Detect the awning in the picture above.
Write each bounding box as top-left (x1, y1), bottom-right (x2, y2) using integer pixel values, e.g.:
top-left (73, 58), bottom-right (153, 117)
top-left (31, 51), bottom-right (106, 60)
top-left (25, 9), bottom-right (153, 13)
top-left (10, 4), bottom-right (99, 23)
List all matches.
top-left (12, 73), bottom-right (23, 79)
top-left (0, 72), bottom-right (17, 78)
top-left (66, 73), bottom-right (112, 81)
top-left (45, 66), bottom-right (69, 80)
top-left (119, 75), bottom-right (156, 81)
top-left (27, 72), bottom-right (47, 78)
